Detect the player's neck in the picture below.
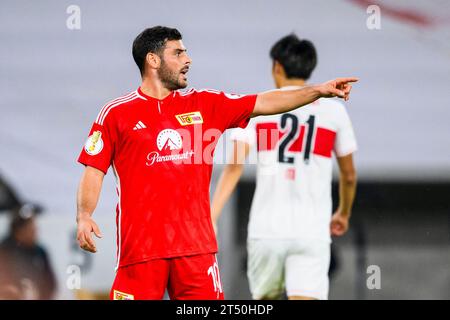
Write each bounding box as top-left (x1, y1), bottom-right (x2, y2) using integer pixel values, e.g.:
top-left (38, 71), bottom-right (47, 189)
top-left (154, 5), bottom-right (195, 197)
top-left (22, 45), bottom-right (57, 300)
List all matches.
top-left (140, 78), bottom-right (173, 100)
top-left (277, 78), bottom-right (306, 89)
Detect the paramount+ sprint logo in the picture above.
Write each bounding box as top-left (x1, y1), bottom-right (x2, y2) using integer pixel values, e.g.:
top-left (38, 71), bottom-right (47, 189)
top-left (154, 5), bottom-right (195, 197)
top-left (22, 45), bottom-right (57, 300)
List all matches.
top-left (145, 123), bottom-right (242, 166)
top-left (146, 129), bottom-right (195, 166)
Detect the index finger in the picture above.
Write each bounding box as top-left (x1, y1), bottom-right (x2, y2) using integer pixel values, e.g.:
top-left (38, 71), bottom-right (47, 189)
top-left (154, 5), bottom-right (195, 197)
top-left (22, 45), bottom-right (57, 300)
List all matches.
top-left (335, 77), bottom-right (359, 84)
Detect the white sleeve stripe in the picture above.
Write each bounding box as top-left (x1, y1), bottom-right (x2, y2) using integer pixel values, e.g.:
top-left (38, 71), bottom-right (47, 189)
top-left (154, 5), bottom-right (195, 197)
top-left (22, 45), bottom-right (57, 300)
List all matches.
top-left (196, 88), bottom-right (221, 94)
top-left (96, 91), bottom-right (136, 123)
top-left (97, 94), bottom-right (138, 125)
top-left (178, 88), bottom-right (196, 96)
top-left (95, 91), bottom-right (137, 124)
top-left (178, 88), bottom-right (224, 97)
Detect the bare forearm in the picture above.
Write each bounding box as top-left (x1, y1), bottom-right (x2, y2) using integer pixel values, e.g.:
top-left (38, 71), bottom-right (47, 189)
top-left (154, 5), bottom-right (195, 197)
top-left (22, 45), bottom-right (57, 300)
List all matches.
top-left (211, 164), bottom-right (243, 223)
top-left (252, 86), bottom-right (320, 117)
top-left (252, 77), bottom-right (358, 117)
top-left (338, 173), bottom-right (357, 218)
top-left (76, 167), bottom-right (104, 222)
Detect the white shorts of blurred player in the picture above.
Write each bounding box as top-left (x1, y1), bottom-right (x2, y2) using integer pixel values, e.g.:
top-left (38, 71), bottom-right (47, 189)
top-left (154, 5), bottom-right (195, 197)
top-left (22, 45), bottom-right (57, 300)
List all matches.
top-left (247, 239), bottom-right (330, 300)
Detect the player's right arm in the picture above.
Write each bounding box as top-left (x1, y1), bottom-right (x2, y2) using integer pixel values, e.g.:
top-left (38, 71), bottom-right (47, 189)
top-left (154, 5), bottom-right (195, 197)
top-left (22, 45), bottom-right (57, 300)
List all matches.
top-left (76, 166), bottom-right (104, 253)
top-left (76, 99), bottom-right (119, 252)
top-left (211, 139), bottom-right (251, 234)
top-left (252, 78), bottom-right (358, 117)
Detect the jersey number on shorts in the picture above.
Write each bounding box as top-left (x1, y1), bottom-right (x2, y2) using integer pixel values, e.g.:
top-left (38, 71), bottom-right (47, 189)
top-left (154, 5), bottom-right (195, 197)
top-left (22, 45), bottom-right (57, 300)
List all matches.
top-left (207, 260), bottom-right (223, 298)
top-left (278, 114), bottom-right (316, 164)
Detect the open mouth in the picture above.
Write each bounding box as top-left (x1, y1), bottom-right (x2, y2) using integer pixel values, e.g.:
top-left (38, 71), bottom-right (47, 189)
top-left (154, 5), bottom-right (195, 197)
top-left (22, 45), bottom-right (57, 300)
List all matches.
top-left (180, 70), bottom-right (188, 81)
top-left (180, 67), bottom-right (189, 76)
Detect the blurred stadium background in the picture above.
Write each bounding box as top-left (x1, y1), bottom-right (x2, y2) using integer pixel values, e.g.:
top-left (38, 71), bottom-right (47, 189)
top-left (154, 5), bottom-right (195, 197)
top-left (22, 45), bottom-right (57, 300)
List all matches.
top-left (0, 0), bottom-right (449, 299)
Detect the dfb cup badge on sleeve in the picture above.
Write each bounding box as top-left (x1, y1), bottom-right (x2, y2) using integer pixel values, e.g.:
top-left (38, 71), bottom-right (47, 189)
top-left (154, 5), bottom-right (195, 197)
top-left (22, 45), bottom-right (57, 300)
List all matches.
top-left (84, 130), bottom-right (104, 155)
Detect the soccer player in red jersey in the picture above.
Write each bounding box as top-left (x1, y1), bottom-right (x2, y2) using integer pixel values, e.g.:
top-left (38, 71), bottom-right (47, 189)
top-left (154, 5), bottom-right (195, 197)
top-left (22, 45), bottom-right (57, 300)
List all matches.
top-left (76, 26), bottom-right (357, 300)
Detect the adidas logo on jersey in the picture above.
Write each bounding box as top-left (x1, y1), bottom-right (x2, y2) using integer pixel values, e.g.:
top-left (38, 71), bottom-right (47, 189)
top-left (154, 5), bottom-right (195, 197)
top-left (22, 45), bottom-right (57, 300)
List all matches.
top-left (133, 121), bottom-right (147, 130)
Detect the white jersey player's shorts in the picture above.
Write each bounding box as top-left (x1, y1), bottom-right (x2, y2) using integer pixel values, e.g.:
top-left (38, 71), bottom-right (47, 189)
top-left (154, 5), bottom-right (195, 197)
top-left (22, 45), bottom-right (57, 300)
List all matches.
top-left (247, 238), bottom-right (330, 300)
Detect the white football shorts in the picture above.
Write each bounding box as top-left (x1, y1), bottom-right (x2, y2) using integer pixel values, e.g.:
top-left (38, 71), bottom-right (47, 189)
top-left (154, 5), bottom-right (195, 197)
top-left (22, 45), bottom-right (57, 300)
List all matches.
top-left (247, 238), bottom-right (330, 300)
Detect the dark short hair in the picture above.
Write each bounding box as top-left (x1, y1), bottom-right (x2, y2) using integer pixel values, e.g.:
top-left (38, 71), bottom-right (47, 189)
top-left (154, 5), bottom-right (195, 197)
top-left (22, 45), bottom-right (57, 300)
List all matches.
top-left (270, 34), bottom-right (317, 80)
top-left (132, 26), bottom-right (182, 76)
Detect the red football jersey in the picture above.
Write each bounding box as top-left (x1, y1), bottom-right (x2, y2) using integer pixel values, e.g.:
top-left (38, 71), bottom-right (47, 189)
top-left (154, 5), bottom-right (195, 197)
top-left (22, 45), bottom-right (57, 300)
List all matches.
top-left (78, 87), bottom-right (256, 268)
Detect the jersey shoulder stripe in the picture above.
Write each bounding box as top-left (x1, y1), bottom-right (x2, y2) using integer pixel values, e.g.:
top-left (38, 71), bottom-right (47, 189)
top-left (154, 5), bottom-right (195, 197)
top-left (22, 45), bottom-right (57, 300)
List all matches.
top-left (95, 91), bottom-right (136, 124)
top-left (95, 91), bottom-right (138, 125)
top-left (177, 88), bottom-right (223, 97)
top-left (177, 88), bottom-right (196, 96)
top-left (98, 93), bottom-right (138, 125)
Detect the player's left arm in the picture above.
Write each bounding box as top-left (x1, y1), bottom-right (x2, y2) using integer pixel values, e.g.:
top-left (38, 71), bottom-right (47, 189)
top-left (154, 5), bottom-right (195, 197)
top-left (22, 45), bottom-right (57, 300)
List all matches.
top-left (330, 153), bottom-right (357, 236)
top-left (252, 77), bottom-right (358, 117)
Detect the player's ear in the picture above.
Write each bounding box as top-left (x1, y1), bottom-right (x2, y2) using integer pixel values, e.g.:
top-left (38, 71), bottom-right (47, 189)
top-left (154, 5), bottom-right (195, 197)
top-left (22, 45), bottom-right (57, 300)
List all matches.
top-left (146, 52), bottom-right (161, 69)
top-left (273, 61), bottom-right (285, 77)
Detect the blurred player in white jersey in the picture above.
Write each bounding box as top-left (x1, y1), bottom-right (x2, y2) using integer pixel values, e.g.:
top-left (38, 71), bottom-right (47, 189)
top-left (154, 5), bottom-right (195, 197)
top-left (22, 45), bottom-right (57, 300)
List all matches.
top-left (211, 34), bottom-right (358, 300)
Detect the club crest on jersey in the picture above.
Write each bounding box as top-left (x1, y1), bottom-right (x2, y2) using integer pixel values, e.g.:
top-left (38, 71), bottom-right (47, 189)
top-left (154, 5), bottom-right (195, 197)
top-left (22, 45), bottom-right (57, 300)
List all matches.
top-left (84, 130), bottom-right (103, 156)
top-left (113, 290), bottom-right (134, 300)
top-left (175, 111), bottom-right (203, 126)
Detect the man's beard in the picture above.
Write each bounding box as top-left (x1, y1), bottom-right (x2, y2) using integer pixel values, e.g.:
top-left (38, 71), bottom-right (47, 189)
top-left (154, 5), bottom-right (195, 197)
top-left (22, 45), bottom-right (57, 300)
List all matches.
top-left (158, 60), bottom-right (187, 91)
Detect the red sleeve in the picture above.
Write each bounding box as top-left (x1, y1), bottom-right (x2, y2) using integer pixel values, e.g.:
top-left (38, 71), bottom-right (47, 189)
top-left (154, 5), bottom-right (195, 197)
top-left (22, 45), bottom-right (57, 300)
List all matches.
top-left (219, 92), bottom-right (257, 129)
top-left (200, 90), bottom-right (257, 131)
top-left (77, 114), bottom-right (117, 174)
